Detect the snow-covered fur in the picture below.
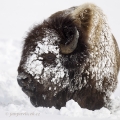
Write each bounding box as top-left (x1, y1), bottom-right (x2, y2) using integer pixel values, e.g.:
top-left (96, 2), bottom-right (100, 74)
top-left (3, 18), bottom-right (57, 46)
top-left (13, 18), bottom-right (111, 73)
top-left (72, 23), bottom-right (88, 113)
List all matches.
top-left (17, 3), bottom-right (120, 110)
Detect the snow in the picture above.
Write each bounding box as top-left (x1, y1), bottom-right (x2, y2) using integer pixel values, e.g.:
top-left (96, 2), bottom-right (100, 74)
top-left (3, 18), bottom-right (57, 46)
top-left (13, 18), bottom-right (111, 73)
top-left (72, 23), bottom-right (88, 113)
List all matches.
top-left (0, 0), bottom-right (120, 120)
top-left (25, 53), bottom-right (44, 77)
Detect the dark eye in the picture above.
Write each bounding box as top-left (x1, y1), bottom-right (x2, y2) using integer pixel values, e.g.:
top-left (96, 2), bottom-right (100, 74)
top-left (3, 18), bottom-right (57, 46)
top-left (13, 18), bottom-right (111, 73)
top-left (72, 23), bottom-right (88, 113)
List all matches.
top-left (41, 53), bottom-right (56, 66)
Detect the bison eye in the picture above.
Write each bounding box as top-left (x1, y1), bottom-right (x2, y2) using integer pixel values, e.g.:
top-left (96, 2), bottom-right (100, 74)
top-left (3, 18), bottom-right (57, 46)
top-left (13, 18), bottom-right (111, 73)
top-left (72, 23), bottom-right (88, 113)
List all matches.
top-left (41, 53), bottom-right (56, 66)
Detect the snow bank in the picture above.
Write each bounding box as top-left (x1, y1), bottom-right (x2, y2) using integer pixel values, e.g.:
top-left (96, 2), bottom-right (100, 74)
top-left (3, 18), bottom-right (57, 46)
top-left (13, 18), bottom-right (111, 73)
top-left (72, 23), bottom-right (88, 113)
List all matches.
top-left (0, 99), bottom-right (120, 120)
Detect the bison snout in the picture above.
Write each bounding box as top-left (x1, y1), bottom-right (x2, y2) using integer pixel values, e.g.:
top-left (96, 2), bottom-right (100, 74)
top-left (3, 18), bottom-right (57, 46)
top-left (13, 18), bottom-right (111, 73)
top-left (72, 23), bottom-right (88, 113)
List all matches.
top-left (17, 72), bottom-right (36, 97)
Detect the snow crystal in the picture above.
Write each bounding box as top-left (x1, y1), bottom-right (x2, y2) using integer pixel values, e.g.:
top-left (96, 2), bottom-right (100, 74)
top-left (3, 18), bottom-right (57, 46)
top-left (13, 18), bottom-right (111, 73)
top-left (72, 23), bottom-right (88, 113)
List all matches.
top-left (42, 95), bottom-right (46, 100)
top-left (49, 87), bottom-right (51, 90)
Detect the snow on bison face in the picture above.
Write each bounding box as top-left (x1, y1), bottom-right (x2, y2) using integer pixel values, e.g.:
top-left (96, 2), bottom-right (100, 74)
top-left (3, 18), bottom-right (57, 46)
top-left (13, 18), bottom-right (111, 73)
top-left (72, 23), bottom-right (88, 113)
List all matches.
top-left (17, 3), bottom-right (120, 110)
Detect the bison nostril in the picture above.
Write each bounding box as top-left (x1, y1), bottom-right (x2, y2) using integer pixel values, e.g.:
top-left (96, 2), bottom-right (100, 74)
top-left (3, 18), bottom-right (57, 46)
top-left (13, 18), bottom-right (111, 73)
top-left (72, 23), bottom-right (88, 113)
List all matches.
top-left (17, 72), bottom-right (29, 87)
top-left (17, 77), bottom-right (29, 87)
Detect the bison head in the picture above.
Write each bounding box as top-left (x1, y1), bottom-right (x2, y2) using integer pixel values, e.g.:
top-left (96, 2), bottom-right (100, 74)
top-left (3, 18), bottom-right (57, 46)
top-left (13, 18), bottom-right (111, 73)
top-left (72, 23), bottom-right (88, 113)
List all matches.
top-left (17, 6), bottom-right (88, 108)
top-left (17, 3), bottom-right (119, 110)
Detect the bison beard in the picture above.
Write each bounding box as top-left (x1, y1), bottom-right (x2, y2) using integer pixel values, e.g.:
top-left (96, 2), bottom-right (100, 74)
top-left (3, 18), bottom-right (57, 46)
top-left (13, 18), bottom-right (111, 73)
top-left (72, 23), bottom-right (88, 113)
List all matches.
top-left (17, 3), bottom-right (120, 110)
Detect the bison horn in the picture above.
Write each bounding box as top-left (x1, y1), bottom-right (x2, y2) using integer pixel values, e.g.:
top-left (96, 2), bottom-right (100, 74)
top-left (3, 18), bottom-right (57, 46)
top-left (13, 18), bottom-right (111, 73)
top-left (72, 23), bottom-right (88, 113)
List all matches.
top-left (60, 27), bottom-right (79, 54)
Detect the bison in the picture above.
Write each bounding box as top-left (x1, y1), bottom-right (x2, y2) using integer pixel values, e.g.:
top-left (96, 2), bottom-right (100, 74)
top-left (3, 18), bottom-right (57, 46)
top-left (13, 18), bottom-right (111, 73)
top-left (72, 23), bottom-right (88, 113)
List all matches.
top-left (17, 3), bottom-right (120, 110)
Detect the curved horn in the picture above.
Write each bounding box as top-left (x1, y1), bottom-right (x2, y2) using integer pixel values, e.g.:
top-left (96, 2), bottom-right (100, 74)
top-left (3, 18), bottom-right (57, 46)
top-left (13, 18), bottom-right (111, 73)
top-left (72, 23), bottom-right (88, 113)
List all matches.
top-left (60, 27), bottom-right (79, 54)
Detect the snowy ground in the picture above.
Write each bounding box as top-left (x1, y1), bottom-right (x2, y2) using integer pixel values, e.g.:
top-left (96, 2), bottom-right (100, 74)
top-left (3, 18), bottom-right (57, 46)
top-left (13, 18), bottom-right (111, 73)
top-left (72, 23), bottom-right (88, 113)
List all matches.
top-left (0, 0), bottom-right (120, 120)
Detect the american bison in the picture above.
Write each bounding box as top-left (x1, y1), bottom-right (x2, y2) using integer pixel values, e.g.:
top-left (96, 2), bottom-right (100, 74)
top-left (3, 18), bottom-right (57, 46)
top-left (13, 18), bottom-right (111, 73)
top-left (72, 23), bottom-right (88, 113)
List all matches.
top-left (17, 3), bottom-right (120, 110)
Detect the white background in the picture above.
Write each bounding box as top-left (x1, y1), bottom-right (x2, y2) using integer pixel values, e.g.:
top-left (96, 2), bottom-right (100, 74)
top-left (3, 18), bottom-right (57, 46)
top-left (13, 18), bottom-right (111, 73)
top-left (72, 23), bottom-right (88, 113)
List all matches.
top-left (0, 0), bottom-right (120, 42)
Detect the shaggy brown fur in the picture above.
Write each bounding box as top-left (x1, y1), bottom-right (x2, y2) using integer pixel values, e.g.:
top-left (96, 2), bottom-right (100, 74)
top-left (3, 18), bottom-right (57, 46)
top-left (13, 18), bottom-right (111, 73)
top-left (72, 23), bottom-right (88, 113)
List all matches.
top-left (17, 3), bottom-right (120, 110)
